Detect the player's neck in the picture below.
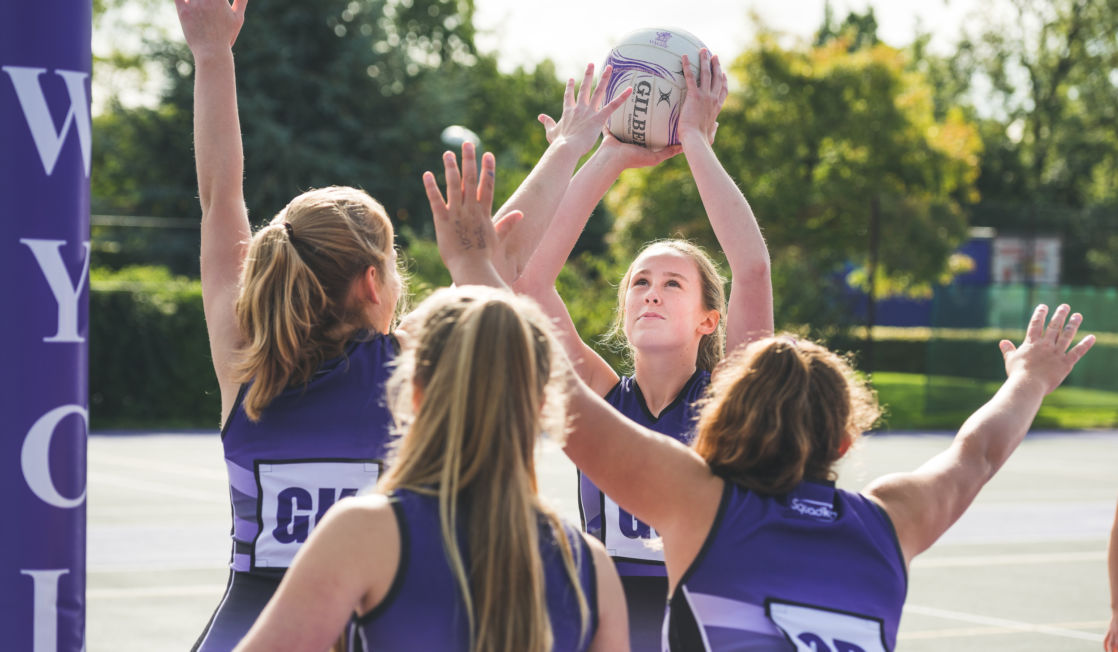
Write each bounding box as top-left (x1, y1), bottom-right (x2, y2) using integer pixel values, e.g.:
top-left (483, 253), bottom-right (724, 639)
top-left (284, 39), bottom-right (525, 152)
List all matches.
top-left (633, 351), bottom-right (698, 418)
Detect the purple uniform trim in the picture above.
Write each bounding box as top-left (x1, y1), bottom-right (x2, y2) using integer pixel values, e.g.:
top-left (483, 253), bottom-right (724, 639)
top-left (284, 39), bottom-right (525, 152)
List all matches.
top-left (678, 590), bottom-right (781, 636)
top-left (356, 489), bottom-right (598, 651)
top-left (194, 332), bottom-right (397, 651)
top-left (579, 369), bottom-right (709, 578)
top-left (221, 332), bottom-right (396, 573)
top-left (665, 480), bottom-right (908, 651)
top-left (225, 459), bottom-right (257, 495)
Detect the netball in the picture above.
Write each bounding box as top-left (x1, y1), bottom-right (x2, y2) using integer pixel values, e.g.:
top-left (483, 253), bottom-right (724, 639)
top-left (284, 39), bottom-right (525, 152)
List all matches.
top-left (602, 27), bottom-right (707, 151)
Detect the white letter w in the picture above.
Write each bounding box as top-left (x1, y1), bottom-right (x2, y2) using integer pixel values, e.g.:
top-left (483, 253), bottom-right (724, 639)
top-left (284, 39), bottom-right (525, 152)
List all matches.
top-left (2, 66), bottom-right (91, 178)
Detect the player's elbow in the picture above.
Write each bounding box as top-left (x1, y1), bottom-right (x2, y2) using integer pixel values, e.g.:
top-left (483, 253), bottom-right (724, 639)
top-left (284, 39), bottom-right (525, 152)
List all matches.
top-left (951, 437), bottom-right (1000, 496)
top-left (732, 256), bottom-right (771, 285)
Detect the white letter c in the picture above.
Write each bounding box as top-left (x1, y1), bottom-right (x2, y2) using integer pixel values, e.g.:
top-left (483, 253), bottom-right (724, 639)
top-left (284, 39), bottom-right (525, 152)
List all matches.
top-left (21, 405), bottom-right (87, 509)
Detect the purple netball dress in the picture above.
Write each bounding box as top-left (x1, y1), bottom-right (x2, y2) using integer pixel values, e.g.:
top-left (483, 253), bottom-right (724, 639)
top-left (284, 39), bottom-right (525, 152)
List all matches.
top-left (353, 489), bottom-right (599, 651)
top-left (580, 369), bottom-right (710, 650)
top-left (193, 332), bottom-right (397, 652)
top-left (665, 480), bottom-right (908, 651)
top-left (580, 369), bottom-right (710, 577)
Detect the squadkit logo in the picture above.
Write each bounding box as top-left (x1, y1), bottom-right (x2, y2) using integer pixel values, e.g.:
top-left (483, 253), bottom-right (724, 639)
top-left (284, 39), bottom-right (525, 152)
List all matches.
top-left (789, 498), bottom-right (838, 521)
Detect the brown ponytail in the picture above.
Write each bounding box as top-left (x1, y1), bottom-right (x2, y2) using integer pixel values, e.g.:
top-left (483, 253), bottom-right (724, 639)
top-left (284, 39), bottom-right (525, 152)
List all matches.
top-left (693, 336), bottom-right (881, 495)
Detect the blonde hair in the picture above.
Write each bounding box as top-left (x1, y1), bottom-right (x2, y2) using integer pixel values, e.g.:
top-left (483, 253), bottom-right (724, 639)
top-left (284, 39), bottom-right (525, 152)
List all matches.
top-left (380, 286), bottom-right (590, 652)
top-left (233, 186), bottom-right (396, 421)
top-left (693, 336), bottom-right (881, 495)
top-left (608, 239), bottom-right (726, 372)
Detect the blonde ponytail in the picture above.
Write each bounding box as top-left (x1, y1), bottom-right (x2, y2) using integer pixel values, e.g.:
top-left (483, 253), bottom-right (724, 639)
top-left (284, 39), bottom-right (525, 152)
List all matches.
top-left (381, 287), bottom-right (590, 652)
top-left (233, 186), bottom-right (395, 421)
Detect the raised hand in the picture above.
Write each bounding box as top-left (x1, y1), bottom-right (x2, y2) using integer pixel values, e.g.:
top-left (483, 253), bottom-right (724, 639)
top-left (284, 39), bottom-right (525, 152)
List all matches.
top-left (596, 129), bottom-right (681, 169)
top-left (679, 49), bottom-right (728, 146)
top-left (999, 304), bottom-right (1095, 395)
top-left (175, 0), bottom-right (247, 56)
top-left (538, 64), bottom-right (634, 157)
top-left (423, 142), bottom-right (516, 287)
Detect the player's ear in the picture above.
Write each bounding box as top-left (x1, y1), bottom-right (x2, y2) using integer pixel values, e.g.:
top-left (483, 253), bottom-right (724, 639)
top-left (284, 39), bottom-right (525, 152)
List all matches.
top-left (697, 309), bottom-right (719, 336)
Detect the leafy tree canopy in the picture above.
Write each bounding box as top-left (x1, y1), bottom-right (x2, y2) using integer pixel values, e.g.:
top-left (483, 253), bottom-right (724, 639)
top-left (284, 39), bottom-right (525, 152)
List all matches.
top-left (607, 31), bottom-right (981, 314)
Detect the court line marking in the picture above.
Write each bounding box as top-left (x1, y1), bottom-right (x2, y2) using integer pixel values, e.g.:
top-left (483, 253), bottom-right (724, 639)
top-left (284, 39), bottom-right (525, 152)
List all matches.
top-left (89, 562), bottom-right (227, 574)
top-left (88, 585), bottom-right (223, 600)
top-left (90, 452), bottom-right (227, 480)
top-left (89, 472), bottom-right (227, 503)
top-left (901, 621), bottom-right (1108, 640)
top-left (913, 550), bottom-right (1105, 568)
top-left (903, 604), bottom-right (1104, 642)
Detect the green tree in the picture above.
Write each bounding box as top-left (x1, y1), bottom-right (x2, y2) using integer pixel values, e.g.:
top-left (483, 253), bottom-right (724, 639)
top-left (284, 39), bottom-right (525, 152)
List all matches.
top-left (95, 0), bottom-right (487, 221)
top-left (605, 33), bottom-right (981, 331)
top-left (91, 0), bottom-right (583, 266)
top-left (942, 0), bottom-right (1118, 286)
top-left (965, 0), bottom-right (1118, 206)
top-left (815, 2), bottom-right (880, 52)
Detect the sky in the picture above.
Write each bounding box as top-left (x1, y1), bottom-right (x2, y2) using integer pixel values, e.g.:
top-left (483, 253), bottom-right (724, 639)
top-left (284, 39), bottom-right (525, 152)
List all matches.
top-left (93, 0), bottom-right (989, 113)
top-left (470, 0), bottom-right (983, 80)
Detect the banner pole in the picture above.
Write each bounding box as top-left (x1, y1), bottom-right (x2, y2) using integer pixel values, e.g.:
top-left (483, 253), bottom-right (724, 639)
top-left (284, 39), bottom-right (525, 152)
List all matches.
top-left (1, 2), bottom-right (92, 650)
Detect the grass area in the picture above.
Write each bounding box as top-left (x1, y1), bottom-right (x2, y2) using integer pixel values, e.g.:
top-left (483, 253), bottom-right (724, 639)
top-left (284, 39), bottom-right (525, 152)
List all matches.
top-left (870, 372), bottom-right (1118, 430)
top-left (94, 370), bottom-right (1117, 433)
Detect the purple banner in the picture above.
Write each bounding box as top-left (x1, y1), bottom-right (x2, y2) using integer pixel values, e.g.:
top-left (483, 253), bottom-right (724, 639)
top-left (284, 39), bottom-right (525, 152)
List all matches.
top-left (1, 1), bottom-right (92, 651)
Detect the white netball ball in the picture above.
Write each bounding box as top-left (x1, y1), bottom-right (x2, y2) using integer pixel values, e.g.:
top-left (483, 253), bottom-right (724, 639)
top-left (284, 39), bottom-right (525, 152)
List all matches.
top-left (602, 28), bottom-right (707, 151)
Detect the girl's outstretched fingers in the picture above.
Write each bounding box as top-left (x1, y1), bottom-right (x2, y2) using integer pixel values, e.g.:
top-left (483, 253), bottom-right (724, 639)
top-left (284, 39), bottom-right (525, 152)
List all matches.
top-left (1024, 303), bottom-right (1049, 343)
top-left (1056, 311), bottom-right (1083, 350)
top-left (476, 151), bottom-right (496, 210)
top-left (590, 65), bottom-right (614, 109)
top-left (442, 150), bottom-right (462, 214)
top-left (1067, 331), bottom-right (1096, 364)
top-left (459, 141), bottom-right (478, 199)
top-left (538, 113), bottom-right (557, 133)
top-left (422, 170), bottom-right (447, 221)
top-left (1043, 303), bottom-right (1071, 343)
top-left (577, 63), bottom-right (595, 105)
top-left (709, 52), bottom-right (723, 97)
top-left (538, 64), bottom-right (629, 148)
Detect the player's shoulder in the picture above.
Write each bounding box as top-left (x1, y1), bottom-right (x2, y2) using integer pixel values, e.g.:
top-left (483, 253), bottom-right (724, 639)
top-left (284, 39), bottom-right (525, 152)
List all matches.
top-left (322, 493), bottom-right (395, 531)
top-left (580, 532), bottom-right (611, 571)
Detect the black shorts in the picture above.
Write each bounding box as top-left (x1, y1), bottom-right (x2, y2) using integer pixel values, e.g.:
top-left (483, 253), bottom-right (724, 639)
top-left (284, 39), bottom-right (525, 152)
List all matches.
top-left (192, 570), bottom-right (280, 652)
top-left (622, 575), bottom-right (670, 652)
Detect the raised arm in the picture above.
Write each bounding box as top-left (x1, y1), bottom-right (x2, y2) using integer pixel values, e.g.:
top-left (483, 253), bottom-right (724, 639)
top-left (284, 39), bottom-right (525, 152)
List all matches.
top-left (564, 374), bottom-right (723, 579)
top-left (865, 304), bottom-right (1095, 566)
top-left (493, 64), bottom-right (632, 284)
top-left (511, 133), bottom-right (679, 294)
top-left (679, 50), bottom-right (773, 354)
top-left (175, 0), bottom-right (250, 420)
top-left (507, 142), bottom-right (629, 394)
top-left (511, 135), bottom-right (680, 394)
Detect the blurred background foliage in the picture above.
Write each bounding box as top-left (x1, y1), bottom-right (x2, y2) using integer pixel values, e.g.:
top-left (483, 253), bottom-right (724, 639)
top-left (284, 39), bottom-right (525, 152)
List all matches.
top-left (89, 0), bottom-right (1118, 428)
